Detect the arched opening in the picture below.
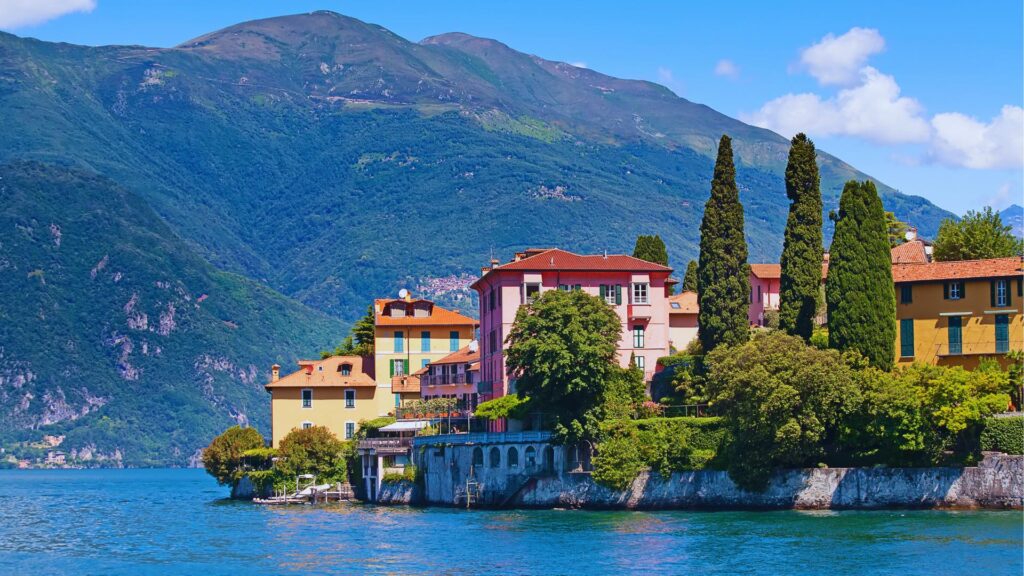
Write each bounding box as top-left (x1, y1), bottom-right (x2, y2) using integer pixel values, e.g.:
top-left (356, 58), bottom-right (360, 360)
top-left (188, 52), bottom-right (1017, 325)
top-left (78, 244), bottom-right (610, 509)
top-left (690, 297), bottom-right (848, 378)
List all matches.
top-left (489, 447), bottom-right (501, 468)
top-left (525, 446), bottom-right (537, 469)
top-left (543, 446), bottom-right (555, 474)
top-left (472, 447), bottom-right (484, 468)
top-left (508, 447), bottom-right (519, 469)
top-left (338, 363), bottom-right (352, 376)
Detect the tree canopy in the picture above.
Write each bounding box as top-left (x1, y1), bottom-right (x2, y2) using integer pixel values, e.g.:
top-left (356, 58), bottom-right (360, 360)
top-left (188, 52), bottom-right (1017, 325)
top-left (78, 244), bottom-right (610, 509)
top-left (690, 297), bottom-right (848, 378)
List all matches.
top-left (505, 288), bottom-right (623, 442)
top-left (202, 426), bottom-right (265, 486)
top-left (932, 207), bottom-right (1024, 261)
top-left (778, 133), bottom-right (823, 340)
top-left (274, 425), bottom-right (351, 485)
top-left (632, 235), bottom-right (669, 266)
top-left (682, 260), bottom-right (698, 293)
top-left (322, 304), bottom-right (376, 358)
top-left (826, 180), bottom-right (896, 370)
top-left (697, 135), bottom-right (750, 352)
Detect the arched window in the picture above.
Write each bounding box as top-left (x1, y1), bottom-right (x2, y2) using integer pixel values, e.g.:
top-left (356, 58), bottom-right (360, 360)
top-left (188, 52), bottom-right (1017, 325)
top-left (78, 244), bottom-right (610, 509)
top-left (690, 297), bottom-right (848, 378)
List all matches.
top-left (508, 447), bottom-right (519, 468)
top-left (472, 447), bottom-right (484, 467)
top-left (543, 446), bottom-right (555, 473)
top-left (525, 446), bottom-right (537, 469)
top-left (489, 447), bottom-right (501, 468)
top-left (339, 363), bottom-right (352, 376)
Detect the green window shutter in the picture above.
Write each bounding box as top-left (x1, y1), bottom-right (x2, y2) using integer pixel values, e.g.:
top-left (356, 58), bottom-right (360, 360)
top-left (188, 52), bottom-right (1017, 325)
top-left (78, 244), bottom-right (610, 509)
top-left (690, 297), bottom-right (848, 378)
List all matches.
top-left (615, 285), bottom-right (622, 305)
top-left (558, 284), bottom-right (568, 291)
top-left (404, 360), bottom-right (410, 374)
top-left (900, 319), bottom-right (914, 358)
top-left (599, 285), bottom-right (607, 299)
top-left (1018, 278), bottom-right (1023, 298)
top-left (961, 282), bottom-right (966, 299)
top-left (574, 284), bottom-right (581, 291)
top-left (996, 315), bottom-right (1010, 353)
top-left (943, 282), bottom-right (949, 300)
top-left (1007, 281), bottom-right (1013, 306)
top-left (389, 359), bottom-right (395, 378)
top-left (990, 281), bottom-right (996, 307)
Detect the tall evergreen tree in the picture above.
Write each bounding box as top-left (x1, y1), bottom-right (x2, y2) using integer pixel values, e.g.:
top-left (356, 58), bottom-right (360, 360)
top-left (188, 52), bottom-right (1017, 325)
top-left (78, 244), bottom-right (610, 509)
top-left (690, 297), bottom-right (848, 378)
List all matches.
top-left (682, 260), bottom-right (698, 292)
top-left (826, 180), bottom-right (896, 370)
top-left (778, 133), bottom-right (823, 340)
top-left (632, 234), bottom-right (669, 266)
top-left (698, 135), bottom-right (750, 352)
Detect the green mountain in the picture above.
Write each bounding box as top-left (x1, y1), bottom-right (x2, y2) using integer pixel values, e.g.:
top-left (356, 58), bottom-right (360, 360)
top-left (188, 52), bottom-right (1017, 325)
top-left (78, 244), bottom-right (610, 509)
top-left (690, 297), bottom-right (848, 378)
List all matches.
top-left (0, 11), bottom-right (952, 465)
top-left (0, 163), bottom-right (343, 466)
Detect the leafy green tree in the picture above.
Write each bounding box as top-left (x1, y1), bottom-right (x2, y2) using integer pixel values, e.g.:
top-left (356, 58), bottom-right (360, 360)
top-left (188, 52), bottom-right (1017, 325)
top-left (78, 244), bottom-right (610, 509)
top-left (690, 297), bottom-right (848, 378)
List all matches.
top-left (274, 425), bottom-right (351, 486)
top-left (505, 288), bottom-right (622, 442)
top-left (202, 426), bottom-right (265, 486)
top-left (474, 394), bottom-right (532, 420)
top-left (885, 211), bottom-right (909, 247)
top-left (603, 364), bottom-right (646, 420)
top-left (681, 260), bottom-right (698, 292)
top-left (826, 180), bottom-right (896, 370)
top-left (932, 207), bottom-right (1024, 261)
top-left (779, 133), bottom-right (823, 341)
top-left (705, 331), bottom-right (860, 491)
top-left (698, 135), bottom-right (750, 352)
top-left (321, 305), bottom-right (376, 358)
top-left (632, 235), bottom-right (669, 266)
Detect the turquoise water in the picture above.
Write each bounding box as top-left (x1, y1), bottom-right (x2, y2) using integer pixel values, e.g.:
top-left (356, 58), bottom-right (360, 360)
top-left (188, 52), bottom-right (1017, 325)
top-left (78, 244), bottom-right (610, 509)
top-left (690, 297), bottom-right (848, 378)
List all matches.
top-left (0, 469), bottom-right (1020, 575)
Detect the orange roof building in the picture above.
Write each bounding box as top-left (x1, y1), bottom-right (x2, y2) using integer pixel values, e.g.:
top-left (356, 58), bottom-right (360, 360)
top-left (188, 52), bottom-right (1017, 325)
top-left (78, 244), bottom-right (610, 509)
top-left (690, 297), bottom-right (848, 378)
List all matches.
top-left (667, 291), bottom-right (699, 351)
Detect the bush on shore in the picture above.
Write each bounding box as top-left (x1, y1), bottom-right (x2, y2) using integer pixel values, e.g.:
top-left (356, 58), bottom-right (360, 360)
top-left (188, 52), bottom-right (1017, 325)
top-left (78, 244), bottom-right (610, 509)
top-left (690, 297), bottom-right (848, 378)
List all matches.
top-left (202, 426), bottom-right (265, 486)
top-left (981, 416), bottom-right (1024, 455)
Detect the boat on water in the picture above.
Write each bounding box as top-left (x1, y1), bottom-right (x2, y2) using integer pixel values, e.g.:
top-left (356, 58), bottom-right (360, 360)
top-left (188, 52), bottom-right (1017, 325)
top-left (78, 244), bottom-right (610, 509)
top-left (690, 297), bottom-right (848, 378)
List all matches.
top-left (253, 474), bottom-right (356, 505)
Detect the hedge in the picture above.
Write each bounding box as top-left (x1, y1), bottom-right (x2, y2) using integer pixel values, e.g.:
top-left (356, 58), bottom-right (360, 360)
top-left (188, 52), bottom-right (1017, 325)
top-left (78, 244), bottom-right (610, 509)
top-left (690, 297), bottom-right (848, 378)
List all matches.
top-left (980, 416), bottom-right (1023, 455)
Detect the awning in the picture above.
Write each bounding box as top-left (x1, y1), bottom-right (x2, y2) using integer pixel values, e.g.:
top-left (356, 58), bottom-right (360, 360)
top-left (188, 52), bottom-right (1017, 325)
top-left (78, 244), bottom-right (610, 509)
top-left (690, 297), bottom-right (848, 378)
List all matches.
top-left (380, 420), bottom-right (430, 432)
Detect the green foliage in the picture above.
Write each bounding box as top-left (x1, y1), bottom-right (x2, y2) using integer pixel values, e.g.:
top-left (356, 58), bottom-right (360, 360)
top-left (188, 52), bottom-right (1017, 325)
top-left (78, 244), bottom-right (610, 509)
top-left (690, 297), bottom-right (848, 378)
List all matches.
top-left (202, 426), bottom-right (265, 486)
top-left (705, 331), bottom-right (860, 491)
top-left (826, 180), bottom-right (896, 370)
top-left (474, 394), bottom-right (531, 420)
top-left (932, 207), bottom-right (1024, 261)
top-left (603, 366), bottom-right (646, 420)
top-left (322, 305), bottom-right (376, 358)
top-left (981, 417), bottom-right (1024, 455)
top-left (809, 327), bottom-right (829, 350)
top-left (592, 417), bottom-right (727, 490)
top-left (382, 465), bottom-right (419, 483)
top-left (779, 133), bottom-right (824, 341)
top-left (632, 235), bottom-right (669, 266)
top-left (885, 211), bottom-right (909, 247)
top-left (505, 289), bottom-right (622, 443)
top-left (698, 135), bottom-right (751, 352)
top-left (354, 417), bottom-right (396, 440)
top-left (682, 260), bottom-right (698, 293)
top-left (273, 426), bottom-right (351, 485)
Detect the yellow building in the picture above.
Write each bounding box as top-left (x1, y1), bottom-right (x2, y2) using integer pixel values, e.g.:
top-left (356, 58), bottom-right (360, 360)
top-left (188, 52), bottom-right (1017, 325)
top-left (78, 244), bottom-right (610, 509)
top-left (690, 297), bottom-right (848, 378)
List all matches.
top-left (894, 257), bottom-right (1023, 368)
top-left (265, 355), bottom-right (393, 447)
top-left (373, 296), bottom-right (478, 405)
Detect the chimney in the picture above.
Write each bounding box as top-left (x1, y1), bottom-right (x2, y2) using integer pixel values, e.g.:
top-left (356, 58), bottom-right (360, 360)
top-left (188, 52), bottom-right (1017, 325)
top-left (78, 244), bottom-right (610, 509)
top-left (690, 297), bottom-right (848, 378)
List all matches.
top-left (468, 340), bottom-right (478, 353)
top-left (490, 258), bottom-right (500, 266)
top-left (271, 364), bottom-right (280, 383)
top-left (905, 227), bottom-right (918, 242)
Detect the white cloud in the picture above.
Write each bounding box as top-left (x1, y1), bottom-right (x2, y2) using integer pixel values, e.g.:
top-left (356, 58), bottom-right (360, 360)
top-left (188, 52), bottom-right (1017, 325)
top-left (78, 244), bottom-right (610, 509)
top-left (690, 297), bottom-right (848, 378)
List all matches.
top-left (0, 0), bottom-right (95, 29)
top-left (714, 59), bottom-right (740, 79)
top-left (744, 66), bottom-right (930, 144)
top-left (930, 105), bottom-right (1024, 169)
top-left (986, 182), bottom-right (1016, 209)
top-left (799, 27), bottom-right (885, 86)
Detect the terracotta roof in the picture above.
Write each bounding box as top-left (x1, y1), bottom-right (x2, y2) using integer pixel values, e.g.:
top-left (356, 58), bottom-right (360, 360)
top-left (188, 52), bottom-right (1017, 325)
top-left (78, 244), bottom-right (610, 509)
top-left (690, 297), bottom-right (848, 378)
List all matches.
top-left (266, 355), bottom-right (375, 389)
top-left (668, 290), bottom-right (699, 314)
top-left (485, 248), bottom-right (670, 273)
top-left (750, 263), bottom-right (829, 280)
top-left (392, 374), bottom-right (421, 394)
top-left (374, 298), bottom-right (478, 327)
top-left (892, 257), bottom-right (1023, 283)
top-left (891, 240), bottom-right (929, 264)
top-left (429, 343), bottom-right (481, 366)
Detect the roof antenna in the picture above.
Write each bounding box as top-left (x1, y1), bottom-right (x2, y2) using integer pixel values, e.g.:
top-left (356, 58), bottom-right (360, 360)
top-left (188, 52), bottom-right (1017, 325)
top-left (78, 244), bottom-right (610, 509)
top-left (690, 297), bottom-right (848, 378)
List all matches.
top-left (604, 249), bottom-right (608, 259)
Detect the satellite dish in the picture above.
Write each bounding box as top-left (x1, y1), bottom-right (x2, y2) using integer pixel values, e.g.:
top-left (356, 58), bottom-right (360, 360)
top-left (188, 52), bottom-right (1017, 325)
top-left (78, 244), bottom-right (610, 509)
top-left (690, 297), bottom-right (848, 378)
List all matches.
top-left (398, 288), bottom-right (409, 299)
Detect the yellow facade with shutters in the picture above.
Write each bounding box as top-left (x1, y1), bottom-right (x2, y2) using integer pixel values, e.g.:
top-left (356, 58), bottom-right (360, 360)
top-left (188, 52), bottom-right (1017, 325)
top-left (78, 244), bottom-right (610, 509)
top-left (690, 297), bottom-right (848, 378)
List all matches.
top-left (895, 273), bottom-right (1022, 369)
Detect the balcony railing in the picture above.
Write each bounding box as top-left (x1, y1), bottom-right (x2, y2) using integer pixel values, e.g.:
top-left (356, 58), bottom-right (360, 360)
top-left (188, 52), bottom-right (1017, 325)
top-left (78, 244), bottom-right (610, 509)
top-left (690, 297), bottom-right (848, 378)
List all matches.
top-left (933, 340), bottom-right (1022, 357)
top-left (421, 373), bottom-right (471, 386)
top-left (357, 438), bottom-right (413, 454)
top-left (414, 431), bottom-right (553, 447)
top-left (394, 407), bottom-right (474, 421)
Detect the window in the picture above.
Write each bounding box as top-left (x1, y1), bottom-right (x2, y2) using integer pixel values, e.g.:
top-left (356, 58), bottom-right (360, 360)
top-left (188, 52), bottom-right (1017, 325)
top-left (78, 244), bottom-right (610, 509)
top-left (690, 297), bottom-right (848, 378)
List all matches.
top-left (302, 421), bottom-right (313, 430)
top-left (525, 283), bottom-right (541, 303)
top-left (394, 393), bottom-right (401, 407)
top-left (525, 446), bottom-right (537, 468)
top-left (339, 363), bottom-right (352, 376)
top-left (508, 447), bottom-right (519, 469)
top-left (945, 281), bottom-right (964, 300)
top-left (317, 365), bottom-right (323, 372)
top-left (489, 289), bottom-right (496, 311)
top-left (421, 331), bottom-right (431, 352)
top-left (345, 389), bottom-right (355, 409)
top-left (899, 319), bottom-right (915, 358)
top-left (996, 314), bottom-right (1010, 353)
top-left (391, 359), bottom-right (408, 377)
top-left (450, 331), bottom-right (459, 352)
top-left (345, 422), bottom-right (355, 439)
top-left (472, 447), bottom-right (484, 467)
top-left (634, 355), bottom-right (645, 371)
top-left (993, 279), bottom-right (1010, 307)
top-left (301, 389), bottom-right (312, 408)
top-left (422, 359), bottom-right (430, 369)
top-left (757, 285), bottom-right (762, 303)
top-left (394, 331), bottom-right (404, 353)
top-left (900, 284), bottom-right (913, 304)
top-left (489, 447), bottom-right (501, 468)
top-left (558, 284), bottom-right (569, 291)
top-left (948, 316), bottom-right (963, 355)
top-left (632, 282), bottom-right (649, 304)
top-left (599, 284), bottom-right (621, 306)
top-left (488, 330), bottom-right (497, 354)
top-left (670, 302), bottom-right (681, 309)
top-left (632, 325), bottom-right (645, 348)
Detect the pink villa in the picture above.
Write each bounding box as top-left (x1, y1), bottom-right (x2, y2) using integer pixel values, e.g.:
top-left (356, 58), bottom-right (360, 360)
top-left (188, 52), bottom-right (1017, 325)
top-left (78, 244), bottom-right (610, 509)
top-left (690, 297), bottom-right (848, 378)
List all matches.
top-left (471, 248), bottom-right (674, 402)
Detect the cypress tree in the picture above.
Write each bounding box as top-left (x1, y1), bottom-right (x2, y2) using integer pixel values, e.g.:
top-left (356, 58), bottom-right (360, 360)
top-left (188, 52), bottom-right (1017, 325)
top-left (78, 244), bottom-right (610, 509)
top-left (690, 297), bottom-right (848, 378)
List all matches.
top-left (632, 235), bottom-right (669, 266)
top-left (698, 135), bottom-right (750, 352)
top-left (826, 180), bottom-right (896, 370)
top-left (682, 260), bottom-right (698, 292)
top-left (778, 133), bottom-right (823, 340)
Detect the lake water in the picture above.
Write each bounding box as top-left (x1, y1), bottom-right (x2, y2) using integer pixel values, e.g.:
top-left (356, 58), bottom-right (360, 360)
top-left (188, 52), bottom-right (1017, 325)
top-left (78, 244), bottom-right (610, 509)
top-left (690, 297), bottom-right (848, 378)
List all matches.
top-left (0, 468), bottom-right (1020, 575)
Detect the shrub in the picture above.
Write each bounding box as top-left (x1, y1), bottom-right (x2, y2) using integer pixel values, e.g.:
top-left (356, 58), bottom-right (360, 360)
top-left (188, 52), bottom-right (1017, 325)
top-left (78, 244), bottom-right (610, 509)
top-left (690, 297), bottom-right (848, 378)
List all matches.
top-left (356, 416), bottom-right (396, 439)
top-left (474, 394), bottom-right (531, 420)
top-left (981, 417), bottom-right (1023, 455)
top-left (809, 327), bottom-right (829, 350)
top-left (274, 426), bottom-right (351, 488)
top-left (382, 465), bottom-right (419, 484)
top-left (202, 426), bottom-right (265, 486)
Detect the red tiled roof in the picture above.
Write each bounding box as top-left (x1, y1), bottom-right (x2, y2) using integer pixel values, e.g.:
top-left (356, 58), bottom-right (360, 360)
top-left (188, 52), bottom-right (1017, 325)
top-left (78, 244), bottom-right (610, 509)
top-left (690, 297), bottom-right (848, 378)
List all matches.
top-left (266, 355), bottom-right (375, 389)
top-left (892, 257), bottom-right (1023, 283)
top-left (429, 344), bottom-right (480, 366)
top-left (891, 240), bottom-right (929, 264)
top-left (374, 298), bottom-right (478, 327)
top-left (490, 248), bottom-right (671, 273)
top-left (668, 290), bottom-right (698, 314)
top-left (750, 263), bottom-right (828, 280)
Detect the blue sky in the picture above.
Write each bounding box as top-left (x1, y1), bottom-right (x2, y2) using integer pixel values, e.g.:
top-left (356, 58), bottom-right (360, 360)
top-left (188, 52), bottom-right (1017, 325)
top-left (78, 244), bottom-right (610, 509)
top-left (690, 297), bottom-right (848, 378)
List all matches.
top-left (3, 0), bottom-right (1022, 216)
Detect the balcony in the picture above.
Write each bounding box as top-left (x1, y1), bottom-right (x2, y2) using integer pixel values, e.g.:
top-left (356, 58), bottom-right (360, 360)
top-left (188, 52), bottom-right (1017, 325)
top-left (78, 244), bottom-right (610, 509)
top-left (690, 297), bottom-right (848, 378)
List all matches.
top-left (357, 437), bottom-right (413, 454)
top-left (422, 373), bottom-right (470, 387)
top-left (628, 304), bottom-right (651, 320)
top-left (414, 431), bottom-right (553, 447)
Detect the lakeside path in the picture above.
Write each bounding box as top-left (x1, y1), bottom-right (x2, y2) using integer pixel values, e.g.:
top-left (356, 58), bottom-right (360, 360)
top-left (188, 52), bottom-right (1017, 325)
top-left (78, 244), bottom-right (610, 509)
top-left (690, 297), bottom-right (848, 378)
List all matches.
top-left (0, 468), bottom-right (1021, 575)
